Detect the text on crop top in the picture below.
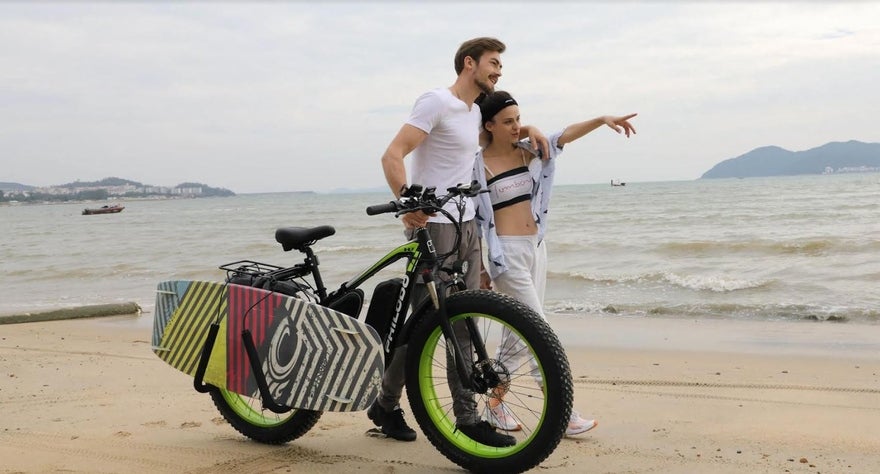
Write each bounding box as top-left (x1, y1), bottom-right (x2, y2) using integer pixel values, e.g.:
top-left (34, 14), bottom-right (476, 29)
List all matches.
top-left (485, 151), bottom-right (532, 211)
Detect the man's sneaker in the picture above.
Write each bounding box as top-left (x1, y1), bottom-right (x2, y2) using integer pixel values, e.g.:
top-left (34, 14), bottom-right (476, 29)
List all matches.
top-left (367, 401), bottom-right (417, 442)
top-left (456, 420), bottom-right (516, 447)
top-left (484, 403), bottom-right (522, 431)
top-left (565, 410), bottom-right (597, 436)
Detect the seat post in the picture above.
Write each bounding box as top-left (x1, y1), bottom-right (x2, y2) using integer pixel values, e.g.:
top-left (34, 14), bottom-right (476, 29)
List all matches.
top-left (302, 246), bottom-right (327, 301)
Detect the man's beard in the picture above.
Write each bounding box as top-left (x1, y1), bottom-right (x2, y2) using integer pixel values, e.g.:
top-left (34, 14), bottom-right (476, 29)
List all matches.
top-left (475, 77), bottom-right (494, 95)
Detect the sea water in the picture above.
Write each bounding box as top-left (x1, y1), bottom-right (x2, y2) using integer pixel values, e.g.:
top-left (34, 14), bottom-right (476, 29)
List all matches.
top-left (1, 173), bottom-right (878, 324)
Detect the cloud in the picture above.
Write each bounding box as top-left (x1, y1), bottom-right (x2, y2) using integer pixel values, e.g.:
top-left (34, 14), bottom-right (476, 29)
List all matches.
top-left (817, 28), bottom-right (855, 40)
top-left (1, 2), bottom-right (878, 192)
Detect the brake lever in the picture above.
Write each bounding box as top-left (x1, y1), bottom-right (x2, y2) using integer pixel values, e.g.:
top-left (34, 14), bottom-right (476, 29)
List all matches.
top-left (401, 184), bottom-right (423, 198)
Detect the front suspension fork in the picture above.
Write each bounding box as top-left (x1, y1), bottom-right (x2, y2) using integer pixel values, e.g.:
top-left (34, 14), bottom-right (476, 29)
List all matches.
top-left (424, 271), bottom-right (498, 392)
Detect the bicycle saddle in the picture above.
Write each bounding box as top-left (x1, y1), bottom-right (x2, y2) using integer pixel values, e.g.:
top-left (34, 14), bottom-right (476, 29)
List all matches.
top-left (275, 225), bottom-right (336, 252)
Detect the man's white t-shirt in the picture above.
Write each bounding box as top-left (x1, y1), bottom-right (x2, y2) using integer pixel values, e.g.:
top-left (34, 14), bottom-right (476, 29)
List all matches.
top-left (406, 88), bottom-right (480, 223)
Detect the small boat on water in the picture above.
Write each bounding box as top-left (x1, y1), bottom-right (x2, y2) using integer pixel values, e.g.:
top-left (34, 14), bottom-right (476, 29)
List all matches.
top-left (611, 179), bottom-right (626, 187)
top-left (82, 204), bottom-right (125, 215)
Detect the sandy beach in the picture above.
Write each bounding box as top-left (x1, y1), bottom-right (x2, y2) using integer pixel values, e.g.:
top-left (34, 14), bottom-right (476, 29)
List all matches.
top-left (1, 313), bottom-right (878, 473)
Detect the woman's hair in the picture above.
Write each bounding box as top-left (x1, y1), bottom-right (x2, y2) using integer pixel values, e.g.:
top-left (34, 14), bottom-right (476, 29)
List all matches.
top-left (477, 90), bottom-right (518, 130)
top-left (454, 37), bottom-right (506, 75)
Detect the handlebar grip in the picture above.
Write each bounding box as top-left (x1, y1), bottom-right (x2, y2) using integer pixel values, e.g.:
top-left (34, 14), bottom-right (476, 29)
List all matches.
top-left (366, 201), bottom-right (398, 216)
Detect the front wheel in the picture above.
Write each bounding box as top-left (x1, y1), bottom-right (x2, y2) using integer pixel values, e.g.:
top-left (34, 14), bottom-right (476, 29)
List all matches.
top-left (405, 290), bottom-right (573, 473)
top-left (209, 387), bottom-right (322, 444)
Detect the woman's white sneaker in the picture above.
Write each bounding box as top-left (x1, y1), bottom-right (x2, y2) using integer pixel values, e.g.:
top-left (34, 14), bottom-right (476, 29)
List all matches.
top-left (484, 403), bottom-right (523, 431)
top-left (565, 410), bottom-right (597, 436)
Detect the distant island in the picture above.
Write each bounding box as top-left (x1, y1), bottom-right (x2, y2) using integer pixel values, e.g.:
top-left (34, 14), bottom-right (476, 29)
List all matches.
top-left (0, 177), bottom-right (234, 203)
top-left (701, 140), bottom-right (880, 179)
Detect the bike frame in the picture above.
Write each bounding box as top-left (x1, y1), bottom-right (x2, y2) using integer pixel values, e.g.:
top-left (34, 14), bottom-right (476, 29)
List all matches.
top-left (319, 225), bottom-right (480, 387)
top-left (327, 236), bottom-right (422, 354)
top-left (197, 185), bottom-right (494, 412)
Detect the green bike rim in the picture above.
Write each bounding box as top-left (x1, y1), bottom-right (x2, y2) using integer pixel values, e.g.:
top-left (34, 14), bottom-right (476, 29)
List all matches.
top-left (219, 389), bottom-right (293, 428)
top-left (416, 312), bottom-right (545, 458)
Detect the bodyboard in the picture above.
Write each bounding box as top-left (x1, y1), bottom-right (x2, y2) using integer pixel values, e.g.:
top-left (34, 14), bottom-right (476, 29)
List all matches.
top-left (152, 280), bottom-right (383, 412)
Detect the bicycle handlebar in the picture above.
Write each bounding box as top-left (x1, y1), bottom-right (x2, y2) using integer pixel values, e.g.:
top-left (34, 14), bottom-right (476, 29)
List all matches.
top-left (365, 202), bottom-right (399, 216)
top-left (364, 181), bottom-right (485, 218)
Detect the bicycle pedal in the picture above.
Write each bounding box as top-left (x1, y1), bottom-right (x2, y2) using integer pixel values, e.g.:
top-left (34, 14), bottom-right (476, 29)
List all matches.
top-left (364, 428), bottom-right (387, 438)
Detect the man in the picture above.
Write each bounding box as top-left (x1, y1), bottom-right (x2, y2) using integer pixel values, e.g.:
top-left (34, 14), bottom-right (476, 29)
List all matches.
top-left (368, 37), bottom-right (545, 448)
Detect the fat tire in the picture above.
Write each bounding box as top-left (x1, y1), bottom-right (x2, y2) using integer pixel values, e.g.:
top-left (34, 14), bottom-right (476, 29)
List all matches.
top-left (405, 290), bottom-right (573, 473)
top-left (209, 387), bottom-right (322, 444)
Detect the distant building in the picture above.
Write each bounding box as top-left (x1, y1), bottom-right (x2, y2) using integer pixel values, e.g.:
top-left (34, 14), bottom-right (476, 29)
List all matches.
top-left (2, 179), bottom-right (231, 202)
top-left (142, 186), bottom-right (171, 194)
top-left (173, 186), bottom-right (203, 196)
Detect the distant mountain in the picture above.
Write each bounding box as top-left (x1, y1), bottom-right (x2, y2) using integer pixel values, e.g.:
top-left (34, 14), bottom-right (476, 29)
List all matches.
top-left (327, 186), bottom-right (387, 194)
top-left (0, 176), bottom-right (235, 202)
top-left (174, 182), bottom-right (235, 197)
top-left (0, 182), bottom-right (34, 193)
top-left (58, 177), bottom-right (144, 188)
top-left (701, 140), bottom-right (880, 179)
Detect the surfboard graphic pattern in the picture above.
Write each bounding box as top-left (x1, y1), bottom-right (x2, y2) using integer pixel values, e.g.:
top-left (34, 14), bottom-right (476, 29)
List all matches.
top-left (261, 297), bottom-right (383, 412)
top-left (152, 280), bottom-right (189, 348)
top-left (225, 284), bottom-right (284, 395)
top-left (151, 280), bottom-right (383, 412)
top-left (157, 281), bottom-right (227, 375)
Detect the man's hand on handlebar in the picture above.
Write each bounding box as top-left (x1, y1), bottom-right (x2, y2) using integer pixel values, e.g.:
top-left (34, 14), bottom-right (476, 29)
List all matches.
top-left (402, 210), bottom-right (432, 229)
top-left (365, 181), bottom-right (485, 229)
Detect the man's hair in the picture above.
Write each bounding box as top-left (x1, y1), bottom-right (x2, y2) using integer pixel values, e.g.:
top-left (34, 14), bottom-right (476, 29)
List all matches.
top-left (454, 37), bottom-right (506, 75)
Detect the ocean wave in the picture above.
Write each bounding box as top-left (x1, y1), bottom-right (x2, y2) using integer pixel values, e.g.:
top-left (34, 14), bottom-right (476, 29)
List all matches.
top-left (315, 244), bottom-right (384, 253)
top-left (550, 241), bottom-right (630, 253)
top-left (655, 238), bottom-right (880, 257)
top-left (659, 272), bottom-right (769, 292)
top-left (645, 303), bottom-right (879, 323)
top-left (335, 223), bottom-right (401, 232)
top-left (236, 241), bottom-right (279, 253)
top-left (549, 270), bottom-right (770, 293)
top-left (26, 263), bottom-right (219, 283)
top-left (544, 301), bottom-right (609, 314)
top-left (546, 301), bottom-right (880, 323)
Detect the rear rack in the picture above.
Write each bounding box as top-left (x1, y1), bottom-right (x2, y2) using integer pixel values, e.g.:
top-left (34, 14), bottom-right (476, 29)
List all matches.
top-left (219, 260), bottom-right (284, 278)
top-left (219, 259), bottom-right (312, 281)
top-left (219, 259), bottom-right (318, 303)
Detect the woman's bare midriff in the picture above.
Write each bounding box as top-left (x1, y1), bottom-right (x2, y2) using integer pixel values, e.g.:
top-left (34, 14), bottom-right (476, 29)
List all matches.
top-left (493, 200), bottom-right (538, 236)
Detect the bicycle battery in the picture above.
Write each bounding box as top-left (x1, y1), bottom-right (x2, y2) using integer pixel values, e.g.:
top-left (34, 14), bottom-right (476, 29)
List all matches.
top-left (365, 278), bottom-right (404, 343)
top-left (327, 288), bottom-right (364, 319)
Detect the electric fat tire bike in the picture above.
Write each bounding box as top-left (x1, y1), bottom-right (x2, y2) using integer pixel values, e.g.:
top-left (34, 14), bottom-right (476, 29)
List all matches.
top-left (208, 182), bottom-right (573, 473)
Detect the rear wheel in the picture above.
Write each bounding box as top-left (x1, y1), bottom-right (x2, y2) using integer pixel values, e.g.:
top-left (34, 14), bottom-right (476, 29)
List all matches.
top-left (210, 388), bottom-right (321, 444)
top-left (209, 277), bottom-right (323, 444)
top-left (405, 290), bottom-right (572, 473)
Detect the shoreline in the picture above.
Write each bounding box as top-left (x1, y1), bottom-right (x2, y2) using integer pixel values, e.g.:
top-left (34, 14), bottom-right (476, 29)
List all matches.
top-left (1, 313), bottom-right (878, 472)
top-left (3, 300), bottom-right (878, 328)
top-left (0, 302), bottom-right (141, 325)
top-left (0, 194), bottom-right (229, 207)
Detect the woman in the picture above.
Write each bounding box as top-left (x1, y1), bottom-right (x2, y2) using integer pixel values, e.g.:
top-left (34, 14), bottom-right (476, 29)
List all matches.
top-left (473, 90), bottom-right (636, 436)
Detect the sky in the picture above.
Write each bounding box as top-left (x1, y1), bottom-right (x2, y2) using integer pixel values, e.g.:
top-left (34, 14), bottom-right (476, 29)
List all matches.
top-left (2, 2), bottom-right (878, 194)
